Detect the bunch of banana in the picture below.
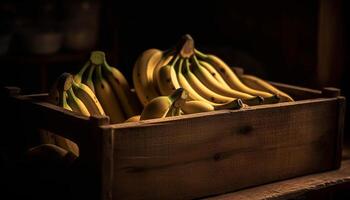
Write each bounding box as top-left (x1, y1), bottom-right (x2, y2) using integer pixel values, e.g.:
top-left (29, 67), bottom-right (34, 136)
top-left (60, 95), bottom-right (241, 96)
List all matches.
top-left (72, 51), bottom-right (142, 124)
top-left (48, 72), bottom-right (87, 156)
top-left (140, 88), bottom-right (187, 120)
top-left (133, 34), bottom-right (293, 116)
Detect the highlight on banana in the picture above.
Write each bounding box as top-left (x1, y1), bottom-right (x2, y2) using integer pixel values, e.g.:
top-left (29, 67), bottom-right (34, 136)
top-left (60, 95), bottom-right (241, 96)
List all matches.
top-left (48, 34), bottom-right (293, 124)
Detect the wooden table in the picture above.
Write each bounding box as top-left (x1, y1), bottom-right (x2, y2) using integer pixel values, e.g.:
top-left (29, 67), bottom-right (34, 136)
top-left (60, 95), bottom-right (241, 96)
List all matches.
top-left (205, 148), bottom-right (350, 200)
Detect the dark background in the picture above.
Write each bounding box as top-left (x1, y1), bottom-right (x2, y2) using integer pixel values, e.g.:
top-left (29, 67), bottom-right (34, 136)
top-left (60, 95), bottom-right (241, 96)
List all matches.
top-left (0, 0), bottom-right (349, 199)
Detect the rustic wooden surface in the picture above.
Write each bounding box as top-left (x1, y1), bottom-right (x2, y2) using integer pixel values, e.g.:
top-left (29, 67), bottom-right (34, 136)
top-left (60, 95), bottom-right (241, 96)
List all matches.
top-left (106, 97), bottom-right (343, 200)
top-left (204, 156), bottom-right (350, 200)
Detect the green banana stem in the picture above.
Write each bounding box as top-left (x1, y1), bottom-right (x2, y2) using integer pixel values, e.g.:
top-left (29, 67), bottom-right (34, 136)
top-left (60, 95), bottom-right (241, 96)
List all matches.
top-left (183, 58), bottom-right (191, 75)
top-left (169, 55), bottom-right (180, 67)
top-left (190, 55), bottom-right (202, 70)
top-left (96, 65), bottom-right (104, 81)
top-left (90, 51), bottom-right (106, 65)
top-left (175, 58), bottom-right (185, 74)
top-left (169, 88), bottom-right (187, 103)
top-left (194, 49), bottom-right (208, 59)
top-left (85, 64), bottom-right (96, 92)
top-left (74, 61), bottom-right (91, 84)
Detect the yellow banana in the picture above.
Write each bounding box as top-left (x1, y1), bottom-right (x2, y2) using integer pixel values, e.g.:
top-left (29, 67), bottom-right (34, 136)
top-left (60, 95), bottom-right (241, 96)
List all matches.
top-left (181, 99), bottom-right (245, 114)
top-left (153, 50), bottom-right (175, 93)
top-left (61, 92), bottom-right (72, 111)
top-left (155, 55), bottom-right (181, 96)
top-left (133, 48), bottom-right (163, 106)
top-left (94, 65), bottom-right (125, 124)
top-left (176, 58), bottom-right (242, 110)
top-left (239, 74), bottom-right (294, 102)
top-left (183, 58), bottom-right (236, 104)
top-left (181, 100), bottom-right (214, 114)
top-left (195, 49), bottom-right (278, 102)
top-left (191, 56), bottom-right (262, 106)
top-left (71, 79), bottom-right (105, 116)
top-left (125, 115), bottom-right (141, 122)
top-left (101, 56), bottom-right (142, 118)
top-left (47, 73), bottom-right (79, 156)
top-left (66, 87), bottom-right (90, 117)
top-left (140, 88), bottom-right (187, 120)
top-left (199, 60), bottom-right (230, 88)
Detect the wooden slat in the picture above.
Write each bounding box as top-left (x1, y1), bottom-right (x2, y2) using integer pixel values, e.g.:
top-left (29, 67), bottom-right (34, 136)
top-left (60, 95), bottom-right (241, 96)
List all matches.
top-left (269, 81), bottom-right (322, 100)
top-left (334, 96), bottom-right (346, 169)
top-left (109, 98), bottom-right (341, 200)
top-left (204, 159), bottom-right (350, 200)
top-left (13, 95), bottom-right (108, 145)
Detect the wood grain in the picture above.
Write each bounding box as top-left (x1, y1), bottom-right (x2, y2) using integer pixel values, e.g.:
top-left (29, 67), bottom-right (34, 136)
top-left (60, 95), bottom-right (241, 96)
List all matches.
top-left (109, 98), bottom-right (342, 200)
top-left (8, 84), bottom-right (345, 200)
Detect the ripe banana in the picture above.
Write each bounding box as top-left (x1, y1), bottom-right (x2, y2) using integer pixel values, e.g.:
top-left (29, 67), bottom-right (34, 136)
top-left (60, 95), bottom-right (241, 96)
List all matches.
top-left (175, 58), bottom-right (242, 110)
top-left (100, 54), bottom-right (142, 118)
top-left (181, 100), bottom-right (214, 114)
top-left (133, 48), bottom-right (163, 106)
top-left (66, 87), bottom-right (90, 117)
top-left (191, 56), bottom-right (262, 106)
top-left (239, 74), bottom-right (294, 102)
top-left (183, 58), bottom-right (236, 104)
top-left (47, 73), bottom-right (79, 156)
top-left (153, 49), bottom-right (175, 93)
top-left (140, 88), bottom-right (187, 120)
top-left (199, 60), bottom-right (231, 88)
top-left (94, 65), bottom-right (125, 124)
top-left (71, 79), bottom-right (105, 116)
top-left (125, 115), bottom-right (141, 122)
top-left (194, 49), bottom-right (279, 103)
top-left (155, 55), bottom-right (181, 96)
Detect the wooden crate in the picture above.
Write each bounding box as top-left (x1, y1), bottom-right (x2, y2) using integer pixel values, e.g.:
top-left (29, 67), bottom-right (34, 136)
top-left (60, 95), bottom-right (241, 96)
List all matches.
top-left (5, 77), bottom-right (345, 200)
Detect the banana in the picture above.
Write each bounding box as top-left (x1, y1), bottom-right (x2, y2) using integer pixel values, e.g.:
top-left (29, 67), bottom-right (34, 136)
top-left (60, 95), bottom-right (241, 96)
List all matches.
top-left (195, 49), bottom-right (279, 103)
top-left (66, 87), bottom-right (90, 116)
top-left (199, 60), bottom-right (230, 88)
top-left (47, 73), bottom-right (79, 156)
top-left (71, 79), bottom-right (105, 116)
top-left (133, 48), bottom-right (163, 106)
top-left (94, 65), bottom-right (125, 123)
top-left (125, 115), bottom-right (141, 122)
top-left (153, 50), bottom-right (175, 92)
top-left (183, 58), bottom-right (236, 104)
top-left (100, 55), bottom-right (142, 118)
top-left (191, 56), bottom-right (262, 106)
top-left (181, 100), bottom-right (214, 114)
top-left (176, 58), bottom-right (242, 110)
top-left (155, 55), bottom-right (181, 96)
top-left (140, 88), bottom-right (187, 120)
top-left (48, 72), bottom-right (73, 105)
top-left (239, 74), bottom-right (294, 102)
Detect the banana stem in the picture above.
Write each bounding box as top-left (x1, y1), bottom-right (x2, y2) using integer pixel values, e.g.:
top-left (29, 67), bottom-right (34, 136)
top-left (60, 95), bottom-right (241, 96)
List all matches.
top-left (75, 61), bottom-right (91, 84)
top-left (194, 49), bottom-right (207, 58)
top-left (96, 65), bottom-right (104, 81)
top-left (177, 34), bottom-right (195, 58)
top-left (169, 55), bottom-right (180, 67)
top-left (169, 88), bottom-right (187, 104)
top-left (90, 51), bottom-right (106, 65)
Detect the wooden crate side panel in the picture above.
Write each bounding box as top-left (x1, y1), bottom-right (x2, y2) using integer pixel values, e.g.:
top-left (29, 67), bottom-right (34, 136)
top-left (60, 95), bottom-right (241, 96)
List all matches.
top-left (110, 99), bottom-right (340, 200)
top-left (14, 95), bottom-right (108, 145)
